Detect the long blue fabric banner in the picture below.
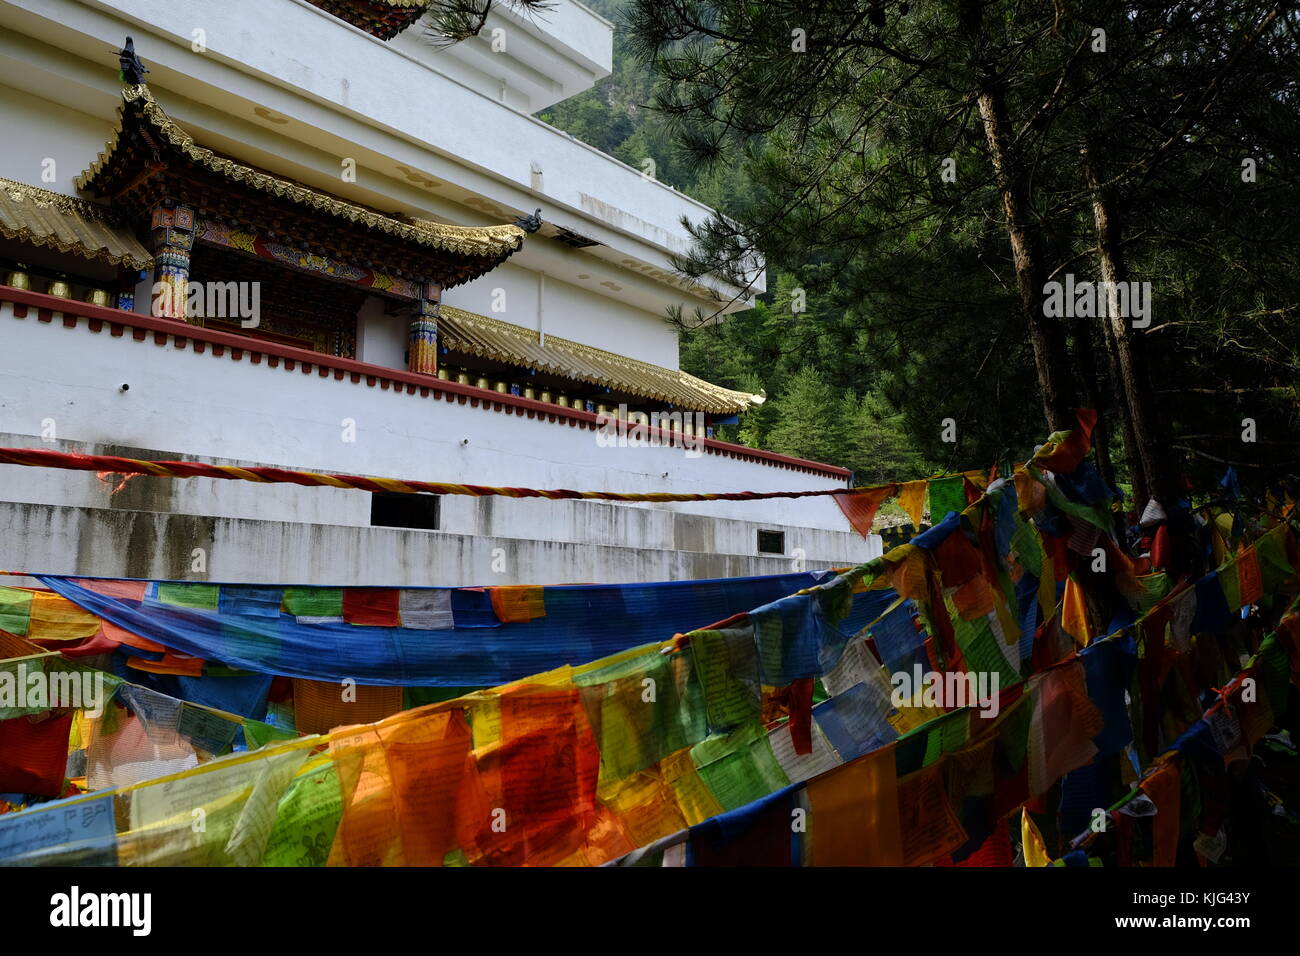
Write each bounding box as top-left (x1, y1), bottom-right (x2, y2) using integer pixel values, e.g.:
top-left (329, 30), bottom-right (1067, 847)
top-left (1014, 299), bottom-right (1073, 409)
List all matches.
top-left (34, 571), bottom-right (897, 686)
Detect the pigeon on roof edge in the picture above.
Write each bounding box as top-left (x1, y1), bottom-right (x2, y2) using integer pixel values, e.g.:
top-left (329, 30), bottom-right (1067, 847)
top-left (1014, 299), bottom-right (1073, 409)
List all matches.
top-left (119, 36), bottom-right (149, 86)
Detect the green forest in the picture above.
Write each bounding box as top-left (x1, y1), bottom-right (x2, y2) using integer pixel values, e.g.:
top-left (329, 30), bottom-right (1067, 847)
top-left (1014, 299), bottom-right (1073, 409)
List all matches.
top-left (531, 0), bottom-right (1300, 510)
top-left (536, 0), bottom-right (931, 485)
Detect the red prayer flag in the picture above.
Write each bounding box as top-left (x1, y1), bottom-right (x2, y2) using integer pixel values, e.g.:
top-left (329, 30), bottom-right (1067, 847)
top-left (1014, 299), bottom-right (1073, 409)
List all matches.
top-left (834, 485), bottom-right (896, 538)
top-left (342, 588), bottom-right (401, 627)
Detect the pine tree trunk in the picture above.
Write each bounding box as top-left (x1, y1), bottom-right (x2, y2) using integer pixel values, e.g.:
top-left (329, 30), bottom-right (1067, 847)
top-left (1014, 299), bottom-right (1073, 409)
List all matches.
top-left (1072, 318), bottom-right (1116, 489)
top-left (1098, 308), bottom-right (1150, 511)
top-left (963, 2), bottom-right (1077, 432)
top-left (1081, 140), bottom-right (1172, 511)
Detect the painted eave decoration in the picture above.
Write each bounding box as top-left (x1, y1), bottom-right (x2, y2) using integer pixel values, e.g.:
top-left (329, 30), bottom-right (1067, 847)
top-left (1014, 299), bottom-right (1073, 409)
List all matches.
top-left (75, 86), bottom-right (526, 286)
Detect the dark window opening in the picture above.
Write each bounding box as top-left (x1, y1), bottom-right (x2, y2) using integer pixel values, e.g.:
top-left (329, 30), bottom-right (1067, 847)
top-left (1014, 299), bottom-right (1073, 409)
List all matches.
top-left (757, 529), bottom-right (785, 555)
top-left (552, 227), bottom-right (601, 248)
top-left (370, 492), bottom-right (440, 531)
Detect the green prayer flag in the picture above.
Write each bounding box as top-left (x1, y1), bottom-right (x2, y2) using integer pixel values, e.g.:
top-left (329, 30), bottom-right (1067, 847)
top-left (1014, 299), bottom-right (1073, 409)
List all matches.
top-left (1218, 557), bottom-right (1242, 613)
top-left (691, 722), bottom-right (789, 811)
top-left (689, 628), bottom-right (762, 731)
top-left (0, 587), bottom-right (34, 636)
top-left (1254, 528), bottom-right (1293, 598)
top-left (243, 717), bottom-right (299, 751)
top-left (260, 760), bottom-right (342, 867)
top-left (928, 476), bottom-right (967, 521)
top-left (157, 582), bottom-right (220, 611)
top-left (283, 587), bottom-right (343, 618)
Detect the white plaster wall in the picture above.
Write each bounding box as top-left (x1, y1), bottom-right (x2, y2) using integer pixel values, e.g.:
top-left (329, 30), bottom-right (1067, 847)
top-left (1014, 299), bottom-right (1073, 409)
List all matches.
top-left (442, 265), bottom-right (680, 369)
top-left (388, 0), bottom-right (613, 112)
top-left (0, 304), bottom-right (861, 540)
top-left (444, 261), bottom-right (539, 333)
top-left (0, 81), bottom-right (113, 192)
top-left (354, 296), bottom-right (405, 368)
top-left (539, 272), bottom-right (679, 369)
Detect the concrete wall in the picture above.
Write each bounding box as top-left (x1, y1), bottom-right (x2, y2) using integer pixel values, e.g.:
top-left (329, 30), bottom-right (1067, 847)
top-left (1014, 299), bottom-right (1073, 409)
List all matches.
top-left (0, 501), bottom-right (868, 586)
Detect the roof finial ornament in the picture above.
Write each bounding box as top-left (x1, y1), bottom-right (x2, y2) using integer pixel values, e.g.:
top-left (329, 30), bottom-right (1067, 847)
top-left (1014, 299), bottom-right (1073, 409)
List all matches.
top-left (515, 208), bottom-right (543, 234)
top-left (118, 36), bottom-right (149, 86)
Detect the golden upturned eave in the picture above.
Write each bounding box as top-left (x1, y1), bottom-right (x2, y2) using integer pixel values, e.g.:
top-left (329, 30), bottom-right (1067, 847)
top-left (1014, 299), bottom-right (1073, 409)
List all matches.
top-left (0, 177), bottom-right (153, 271)
top-left (437, 306), bottom-right (764, 414)
top-left (76, 86), bottom-right (527, 260)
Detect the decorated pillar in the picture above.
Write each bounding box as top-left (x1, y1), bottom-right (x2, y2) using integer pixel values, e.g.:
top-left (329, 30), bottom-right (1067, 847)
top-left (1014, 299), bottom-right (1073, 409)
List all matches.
top-left (408, 281), bottom-right (441, 375)
top-left (148, 202), bottom-right (195, 320)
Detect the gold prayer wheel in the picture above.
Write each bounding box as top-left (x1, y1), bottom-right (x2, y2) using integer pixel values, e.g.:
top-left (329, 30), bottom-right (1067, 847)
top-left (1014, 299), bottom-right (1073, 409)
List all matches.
top-left (4, 269), bottom-right (31, 290)
top-left (86, 288), bottom-right (113, 308)
top-left (556, 394), bottom-right (569, 408)
top-left (523, 386), bottom-right (536, 400)
top-left (436, 367), bottom-right (450, 381)
top-left (475, 376), bottom-right (490, 390)
top-left (596, 404), bottom-right (609, 415)
top-left (494, 380), bottom-right (508, 394)
top-left (539, 389), bottom-right (552, 404)
top-left (455, 371), bottom-right (470, 386)
top-left (46, 279), bottom-right (72, 299)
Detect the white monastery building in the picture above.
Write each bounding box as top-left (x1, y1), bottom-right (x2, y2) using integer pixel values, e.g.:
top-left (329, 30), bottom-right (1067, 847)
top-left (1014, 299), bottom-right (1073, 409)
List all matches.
top-left (0, 0), bottom-right (880, 585)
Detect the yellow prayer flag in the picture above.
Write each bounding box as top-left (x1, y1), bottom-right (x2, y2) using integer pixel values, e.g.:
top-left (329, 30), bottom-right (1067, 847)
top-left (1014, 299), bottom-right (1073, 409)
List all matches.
top-left (1021, 808), bottom-right (1051, 867)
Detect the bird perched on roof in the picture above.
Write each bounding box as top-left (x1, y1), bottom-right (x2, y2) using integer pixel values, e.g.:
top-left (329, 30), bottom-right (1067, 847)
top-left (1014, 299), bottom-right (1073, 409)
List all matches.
top-left (514, 208), bottom-right (543, 233)
top-left (118, 36), bottom-right (149, 86)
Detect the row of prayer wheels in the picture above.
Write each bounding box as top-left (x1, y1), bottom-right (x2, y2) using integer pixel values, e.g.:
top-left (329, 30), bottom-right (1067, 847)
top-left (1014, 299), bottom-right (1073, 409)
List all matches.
top-left (436, 366), bottom-right (603, 412)
top-left (4, 269), bottom-right (113, 306)
top-left (434, 366), bottom-right (703, 433)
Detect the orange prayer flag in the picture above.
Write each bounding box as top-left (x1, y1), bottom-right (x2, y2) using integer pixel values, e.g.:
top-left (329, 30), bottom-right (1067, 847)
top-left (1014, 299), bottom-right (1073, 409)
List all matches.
top-left (898, 480), bottom-right (927, 529)
top-left (1237, 545), bottom-right (1264, 607)
top-left (1013, 466), bottom-right (1047, 516)
top-left (1139, 759), bottom-right (1182, 867)
top-left (378, 709), bottom-right (476, 865)
top-left (489, 585), bottom-right (546, 624)
top-left (328, 725), bottom-right (402, 866)
top-left (884, 545), bottom-right (929, 601)
top-left (897, 760), bottom-right (968, 866)
top-left (125, 652), bottom-right (204, 677)
top-left (806, 743), bottom-right (903, 866)
top-left (293, 679), bottom-right (404, 735)
top-left (1061, 577), bottom-right (1092, 646)
top-left (952, 576), bottom-right (995, 621)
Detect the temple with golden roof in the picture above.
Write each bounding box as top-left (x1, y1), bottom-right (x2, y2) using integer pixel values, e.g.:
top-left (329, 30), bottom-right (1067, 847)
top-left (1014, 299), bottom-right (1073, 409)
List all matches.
top-left (0, 0), bottom-right (879, 585)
